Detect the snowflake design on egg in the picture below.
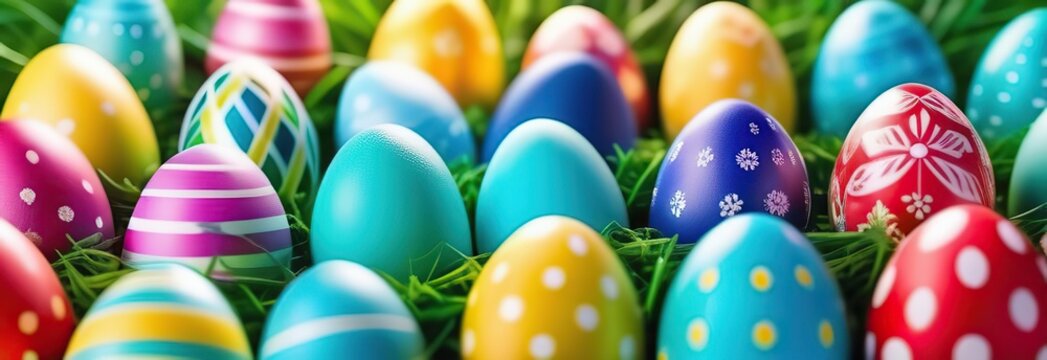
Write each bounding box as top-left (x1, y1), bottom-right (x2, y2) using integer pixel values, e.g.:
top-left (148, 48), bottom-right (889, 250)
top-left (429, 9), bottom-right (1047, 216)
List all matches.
top-left (765, 117), bottom-right (778, 131)
top-left (749, 122), bottom-right (760, 135)
top-left (788, 150), bottom-right (797, 166)
top-left (901, 192), bottom-right (933, 220)
top-left (771, 148), bottom-right (785, 166)
top-left (669, 190), bottom-right (687, 218)
top-left (736, 148), bottom-right (759, 171)
top-left (696, 146), bottom-right (714, 168)
top-left (719, 193), bottom-right (744, 217)
top-left (668, 141), bottom-right (684, 163)
top-left (763, 190), bottom-right (790, 216)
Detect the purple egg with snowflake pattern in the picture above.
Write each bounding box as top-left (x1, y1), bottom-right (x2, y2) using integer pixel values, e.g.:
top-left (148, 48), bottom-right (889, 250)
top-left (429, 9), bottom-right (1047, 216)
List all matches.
top-left (123, 144), bottom-right (291, 280)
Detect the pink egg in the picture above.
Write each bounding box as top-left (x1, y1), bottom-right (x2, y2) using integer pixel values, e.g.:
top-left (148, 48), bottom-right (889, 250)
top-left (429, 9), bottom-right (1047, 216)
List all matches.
top-left (0, 120), bottom-right (114, 260)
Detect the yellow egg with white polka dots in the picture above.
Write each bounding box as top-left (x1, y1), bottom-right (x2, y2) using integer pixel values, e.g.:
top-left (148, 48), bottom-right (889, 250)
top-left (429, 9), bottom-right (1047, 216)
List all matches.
top-left (659, 1), bottom-right (796, 140)
top-left (461, 215), bottom-right (644, 359)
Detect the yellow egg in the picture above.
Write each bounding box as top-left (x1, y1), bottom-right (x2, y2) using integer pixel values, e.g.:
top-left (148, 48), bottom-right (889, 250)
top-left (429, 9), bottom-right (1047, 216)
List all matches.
top-left (461, 216), bottom-right (644, 359)
top-left (660, 2), bottom-right (795, 140)
top-left (369, 0), bottom-right (504, 108)
top-left (2, 44), bottom-right (160, 186)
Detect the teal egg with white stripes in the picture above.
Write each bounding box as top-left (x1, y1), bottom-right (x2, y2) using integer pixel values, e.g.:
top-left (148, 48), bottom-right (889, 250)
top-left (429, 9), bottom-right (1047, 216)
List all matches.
top-left (260, 260), bottom-right (425, 359)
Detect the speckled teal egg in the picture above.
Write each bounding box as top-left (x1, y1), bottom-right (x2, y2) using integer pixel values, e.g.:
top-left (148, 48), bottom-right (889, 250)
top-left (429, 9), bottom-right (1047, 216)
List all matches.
top-left (1008, 109), bottom-right (1047, 218)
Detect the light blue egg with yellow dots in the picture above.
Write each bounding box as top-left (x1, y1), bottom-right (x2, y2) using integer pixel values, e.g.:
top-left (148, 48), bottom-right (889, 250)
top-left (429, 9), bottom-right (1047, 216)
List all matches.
top-left (658, 213), bottom-right (848, 359)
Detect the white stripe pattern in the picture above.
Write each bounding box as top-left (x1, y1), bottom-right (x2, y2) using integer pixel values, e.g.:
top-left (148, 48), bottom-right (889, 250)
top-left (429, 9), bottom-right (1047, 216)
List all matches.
top-left (162, 163), bottom-right (253, 172)
top-left (127, 215), bottom-right (288, 235)
top-left (226, 0), bottom-right (317, 21)
top-left (141, 186), bottom-right (276, 199)
top-left (261, 314), bottom-right (420, 357)
top-left (208, 43), bottom-right (331, 71)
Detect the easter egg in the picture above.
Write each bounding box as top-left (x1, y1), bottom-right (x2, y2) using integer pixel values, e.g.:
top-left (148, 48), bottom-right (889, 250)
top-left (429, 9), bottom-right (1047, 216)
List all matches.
top-left (260, 260), bottom-right (425, 359)
top-left (1, 44), bottom-right (160, 186)
top-left (0, 219), bottom-right (75, 360)
top-left (462, 216), bottom-right (644, 359)
top-left (967, 8), bottom-right (1047, 141)
top-left (335, 61), bottom-right (475, 164)
top-left (311, 124), bottom-right (472, 282)
top-left (482, 53), bottom-right (637, 160)
top-left (650, 100), bottom-right (810, 244)
top-left (658, 213), bottom-right (848, 358)
top-left (866, 205), bottom-right (1047, 359)
top-left (812, 0), bottom-right (955, 137)
top-left (476, 119), bottom-right (628, 253)
top-left (1009, 109), bottom-right (1047, 218)
top-left (66, 264), bottom-right (253, 359)
top-left (523, 5), bottom-right (650, 129)
top-left (660, 2), bottom-right (795, 140)
top-left (180, 60), bottom-right (321, 208)
top-left (207, 0), bottom-right (331, 95)
top-left (61, 0), bottom-right (183, 112)
top-left (369, 0), bottom-right (504, 107)
top-left (122, 144), bottom-right (291, 280)
top-left (830, 83), bottom-right (994, 236)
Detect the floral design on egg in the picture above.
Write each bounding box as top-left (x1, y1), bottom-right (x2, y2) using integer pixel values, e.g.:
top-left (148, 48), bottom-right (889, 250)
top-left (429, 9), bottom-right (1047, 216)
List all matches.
top-left (736, 148), bottom-right (760, 171)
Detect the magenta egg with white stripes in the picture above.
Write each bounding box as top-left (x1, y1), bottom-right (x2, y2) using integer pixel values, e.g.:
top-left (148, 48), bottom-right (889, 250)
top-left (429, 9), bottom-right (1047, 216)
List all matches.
top-left (123, 144), bottom-right (291, 280)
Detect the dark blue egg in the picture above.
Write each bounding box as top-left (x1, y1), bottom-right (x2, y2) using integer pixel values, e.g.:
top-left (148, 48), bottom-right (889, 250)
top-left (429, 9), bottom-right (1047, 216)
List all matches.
top-left (650, 100), bottom-right (810, 244)
top-left (481, 52), bottom-right (636, 161)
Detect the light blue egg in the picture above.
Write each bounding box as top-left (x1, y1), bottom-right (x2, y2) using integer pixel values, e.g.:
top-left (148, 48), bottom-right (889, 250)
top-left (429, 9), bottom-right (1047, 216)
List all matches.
top-left (658, 213), bottom-right (848, 359)
top-left (1008, 109), bottom-right (1047, 218)
top-left (812, 0), bottom-right (954, 137)
top-left (335, 61), bottom-right (476, 164)
top-left (260, 260), bottom-right (425, 360)
top-left (475, 119), bottom-right (628, 253)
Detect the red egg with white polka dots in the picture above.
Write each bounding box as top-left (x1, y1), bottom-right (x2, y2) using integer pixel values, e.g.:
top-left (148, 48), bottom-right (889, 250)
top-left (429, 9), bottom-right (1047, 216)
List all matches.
top-left (866, 205), bottom-right (1047, 359)
top-left (0, 120), bottom-right (114, 260)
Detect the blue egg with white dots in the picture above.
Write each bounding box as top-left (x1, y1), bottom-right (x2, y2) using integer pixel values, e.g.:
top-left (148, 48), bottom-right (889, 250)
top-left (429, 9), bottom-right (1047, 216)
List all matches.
top-left (657, 213), bottom-right (849, 359)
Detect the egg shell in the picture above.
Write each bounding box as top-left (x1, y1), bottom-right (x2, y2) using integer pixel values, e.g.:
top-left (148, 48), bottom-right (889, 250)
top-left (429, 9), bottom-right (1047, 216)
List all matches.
top-left (335, 61), bottom-right (475, 164)
top-left (482, 53), bottom-right (637, 160)
top-left (660, 1), bottom-right (795, 140)
top-left (368, 0), bottom-right (504, 107)
top-left (866, 205), bottom-right (1047, 359)
top-left (0, 220), bottom-right (75, 360)
top-left (0, 44), bottom-right (161, 187)
top-left (260, 260), bottom-right (425, 359)
top-left (311, 124), bottom-right (472, 282)
top-left (180, 60), bottom-right (321, 209)
top-left (650, 100), bottom-right (810, 244)
top-left (812, 0), bottom-right (955, 137)
top-left (829, 83), bottom-right (994, 236)
top-left (461, 216), bottom-right (644, 359)
top-left (523, 5), bottom-right (650, 129)
top-left (658, 213), bottom-right (849, 358)
top-left (61, 0), bottom-right (183, 112)
top-left (206, 0), bottom-right (331, 96)
top-left (966, 8), bottom-right (1047, 142)
top-left (475, 119), bottom-right (628, 253)
top-left (123, 144), bottom-right (292, 280)
top-left (66, 264), bottom-right (253, 359)
top-left (1009, 109), bottom-right (1047, 218)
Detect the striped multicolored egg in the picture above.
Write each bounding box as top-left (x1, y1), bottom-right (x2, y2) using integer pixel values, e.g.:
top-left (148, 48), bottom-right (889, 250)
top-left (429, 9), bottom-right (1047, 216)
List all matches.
top-left (66, 264), bottom-right (253, 359)
top-left (123, 144), bottom-right (291, 280)
top-left (260, 260), bottom-right (425, 359)
top-left (206, 0), bottom-right (331, 95)
top-left (60, 0), bottom-right (183, 112)
top-left (0, 120), bottom-right (114, 259)
top-left (180, 60), bottom-right (320, 209)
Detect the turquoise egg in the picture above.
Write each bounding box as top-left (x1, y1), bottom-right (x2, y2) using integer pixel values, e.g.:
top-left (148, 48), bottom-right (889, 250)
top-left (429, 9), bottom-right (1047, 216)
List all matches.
top-left (658, 213), bottom-right (848, 359)
top-left (475, 119), bottom-right (627, 253)
top-left (1008, 109), bottom-right (1047, 218)
top-left (967, 8), bottom-right (1047, 142)
top-left (311, 124), bottom-right (472, 281)
top-left (812, 0), bottom-right (954, 137)
top-left (260, 260), bottom-right (425, 359)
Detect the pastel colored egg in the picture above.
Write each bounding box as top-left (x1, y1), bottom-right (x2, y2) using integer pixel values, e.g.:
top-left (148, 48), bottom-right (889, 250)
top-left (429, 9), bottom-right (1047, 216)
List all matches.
top-left (658, 213), bottom-right (849, 358)
top-left (66, 264), bottom-right (253, 359)
top-left (260, 260), bottom-right (425, 359)
top-left (660, 2), bottom-right (795, 140)
top-left (335, 61), bottom-right (475, 164)
top-left (0, 44), bottom-right (161, 187)
top-left (462, 216), bottom-right (644, 359)
top-left (122, 144), bottom-right (292, 280)
top-left (1009, 109), bottom-right (1047, 218)
top-left (482, 53), bottom-right (637, 160)
top-left (311, 124), bottom-right (472, 282)
top-left (476, 119), bottom-right (628, 253)
top-left (180, 60), bottom-right (321, 209)
top-left (866, 205), bottom-right (1047, 359)
top-left (966, 8), bottom-right (1047, 142)
top-left (812, 0), bottom-right (954, 137)
top-left (369, 0), bottom-right (504, 107)
top-left (830, 83), bottom-right (994, 236)
top-left (61, 0), bottom-right (183, 112)
top-left (0, 219), bottom-right (75, 360)
top-left (207, 0), bottom-right (331, 95)
top-left (523, 5), bottom-right (650, 129)
top-left (650, 100), bottom-right (810, 244)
